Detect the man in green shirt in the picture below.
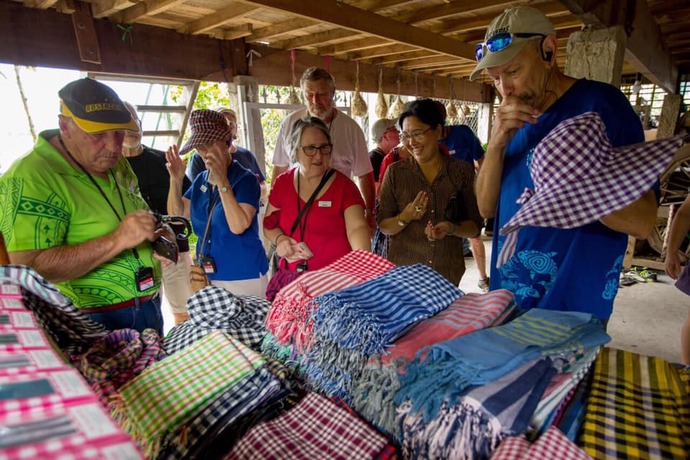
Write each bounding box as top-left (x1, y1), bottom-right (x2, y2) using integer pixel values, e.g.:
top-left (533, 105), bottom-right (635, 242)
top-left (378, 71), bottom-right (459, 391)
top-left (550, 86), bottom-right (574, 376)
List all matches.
top-left (0, 78), bottom-right (163, 334)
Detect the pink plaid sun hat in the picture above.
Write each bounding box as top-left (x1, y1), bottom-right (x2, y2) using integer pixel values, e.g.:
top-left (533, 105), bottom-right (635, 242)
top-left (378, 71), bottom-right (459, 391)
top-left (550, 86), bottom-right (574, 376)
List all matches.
top-left (497, 111), bottom-right (683, 267)
top-left (179, 109), bottom-right (233, 155)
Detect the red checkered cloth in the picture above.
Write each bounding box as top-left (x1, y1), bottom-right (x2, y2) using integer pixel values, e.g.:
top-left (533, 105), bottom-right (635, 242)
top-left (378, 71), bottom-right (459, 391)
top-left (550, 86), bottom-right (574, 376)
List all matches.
top-left (491, 427), bottom-right (592, 459)
top-left (0, 401), bottom-right (143, 460)
top-left (491, 434), bottom-right (530, 459)
top-left (226, 392), bottom-right (389, 459)
top-left (0, 370), bottom-right (97, 416)
top-left (266, 250), bottom-right (395, 352)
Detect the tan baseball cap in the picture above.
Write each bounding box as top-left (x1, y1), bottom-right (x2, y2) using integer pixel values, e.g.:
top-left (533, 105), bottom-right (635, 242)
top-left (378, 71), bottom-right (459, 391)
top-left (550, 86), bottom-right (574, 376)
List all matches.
top-left (469, 6), bottom-right (555, 81)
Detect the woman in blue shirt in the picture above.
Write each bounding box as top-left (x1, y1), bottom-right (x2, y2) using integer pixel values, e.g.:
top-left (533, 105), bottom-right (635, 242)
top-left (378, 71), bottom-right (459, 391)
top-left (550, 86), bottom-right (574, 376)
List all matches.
top-left (166, 109), bottom-right (268, 297)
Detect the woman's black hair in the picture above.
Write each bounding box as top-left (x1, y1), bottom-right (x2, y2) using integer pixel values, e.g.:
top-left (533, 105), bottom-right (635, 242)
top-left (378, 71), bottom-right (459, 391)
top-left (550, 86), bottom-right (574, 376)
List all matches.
top-left (398, 98), bottom-right (445, 131)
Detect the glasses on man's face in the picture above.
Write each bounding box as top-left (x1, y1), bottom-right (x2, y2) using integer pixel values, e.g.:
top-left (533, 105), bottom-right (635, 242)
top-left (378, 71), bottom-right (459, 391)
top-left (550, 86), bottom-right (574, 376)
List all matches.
top-left (301, 143), bottom-right (333, 156)
top-left (399, 127), bottom-right (432, 144)
top-left (475, 33), bottom-right (545, 62)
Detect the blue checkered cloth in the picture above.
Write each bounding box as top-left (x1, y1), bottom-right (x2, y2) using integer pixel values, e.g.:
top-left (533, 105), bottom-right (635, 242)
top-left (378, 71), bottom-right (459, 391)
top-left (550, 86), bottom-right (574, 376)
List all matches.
top-left (310, 264), bottom-right (462, 356)
top-left (164, 285), bottom-right (269, 355)
top-left (157, 365), bottom-right (283, 459)
top-left (0, 265), bottom-right (107, 356)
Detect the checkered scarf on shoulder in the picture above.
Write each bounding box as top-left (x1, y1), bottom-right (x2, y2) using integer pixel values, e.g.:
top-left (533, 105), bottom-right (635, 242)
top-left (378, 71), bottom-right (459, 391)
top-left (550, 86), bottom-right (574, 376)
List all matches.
top-left (497, 112), bottom-right (683, 268)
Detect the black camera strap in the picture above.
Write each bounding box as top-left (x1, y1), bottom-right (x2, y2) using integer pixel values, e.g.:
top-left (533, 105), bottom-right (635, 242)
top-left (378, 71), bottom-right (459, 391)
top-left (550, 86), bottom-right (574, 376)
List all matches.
top-left (198, 194), bottom-right (221, 261)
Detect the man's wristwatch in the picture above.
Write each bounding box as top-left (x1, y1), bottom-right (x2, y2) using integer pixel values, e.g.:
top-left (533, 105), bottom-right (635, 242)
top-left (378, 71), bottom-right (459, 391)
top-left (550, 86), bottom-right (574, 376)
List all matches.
top-left (219, 185), bottom-right (229, 193)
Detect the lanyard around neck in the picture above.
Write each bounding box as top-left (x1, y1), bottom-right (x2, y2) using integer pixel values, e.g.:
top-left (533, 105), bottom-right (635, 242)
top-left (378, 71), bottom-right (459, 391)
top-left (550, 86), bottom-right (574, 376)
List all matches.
top-left (58, 135), bottom-right (139, 259)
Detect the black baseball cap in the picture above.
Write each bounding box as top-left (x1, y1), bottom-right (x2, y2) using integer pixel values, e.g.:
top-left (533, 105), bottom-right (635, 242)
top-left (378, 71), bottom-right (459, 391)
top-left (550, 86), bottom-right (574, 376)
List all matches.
top-left (58, 78), bottom-right (138, 133)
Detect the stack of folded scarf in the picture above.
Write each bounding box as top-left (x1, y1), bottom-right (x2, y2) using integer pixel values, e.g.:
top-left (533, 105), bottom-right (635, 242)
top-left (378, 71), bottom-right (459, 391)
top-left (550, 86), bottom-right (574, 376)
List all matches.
top-left (352, 289), bottom-right (516, 434)
top-left (265, 250), bottom-right (395, 352)
top-left (76, 328), bottom-right (166, 405)
top-left (579, 347), bottom-right (690, 458)
top-left (156, 365), bottom-right (287, 459)
top-left (226, 392), bottom-right (390, 459)
top-left (305, 264), bottom-right (462, 400)
top-left (398, 357), bottom-right (556, 459)
top-left (164, 286), bottom-right (270, 354)
top-left (396, 309), bottom-right (611, 422)
top-left (112, 331), bottom-right (268, 457)
top-left (530, 346), bottom-right (599, 434)
top-left (0, 265), bottom-right (107, 357)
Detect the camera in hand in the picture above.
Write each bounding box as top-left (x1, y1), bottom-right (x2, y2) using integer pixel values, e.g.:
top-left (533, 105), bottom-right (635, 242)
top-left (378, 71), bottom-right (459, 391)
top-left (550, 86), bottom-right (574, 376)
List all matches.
top-left (151, 214), bottom-right (192, 263)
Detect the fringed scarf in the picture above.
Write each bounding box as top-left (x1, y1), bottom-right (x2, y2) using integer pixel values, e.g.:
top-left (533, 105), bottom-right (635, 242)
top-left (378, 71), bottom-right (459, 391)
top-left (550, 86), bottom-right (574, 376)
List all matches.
top-left (352, 290), bottom-right (515, 436)
top-left (265, 250), bottom-right (395, 352)
top-left (399, 357), bottom-right (556, 459)
top-left (77, 328), bottom-right (166, 405)
top-left (396, 309), bottom-right (610, 421)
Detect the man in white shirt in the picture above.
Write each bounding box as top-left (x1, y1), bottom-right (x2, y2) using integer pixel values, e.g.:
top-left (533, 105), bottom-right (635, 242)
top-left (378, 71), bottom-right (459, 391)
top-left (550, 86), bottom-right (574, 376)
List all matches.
top-left (271, 67), bottom-right (376, 229)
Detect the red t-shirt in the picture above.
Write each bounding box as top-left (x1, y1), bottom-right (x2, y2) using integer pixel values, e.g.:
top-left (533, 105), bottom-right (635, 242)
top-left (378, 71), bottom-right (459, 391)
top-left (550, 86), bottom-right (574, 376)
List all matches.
top-left (268, 169), bottom-right (365, 271)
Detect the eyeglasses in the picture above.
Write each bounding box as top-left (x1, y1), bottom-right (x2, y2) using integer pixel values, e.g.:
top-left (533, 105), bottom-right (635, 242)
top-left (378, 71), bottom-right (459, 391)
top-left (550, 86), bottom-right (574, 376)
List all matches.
top-left (475, 33), bottom-right (546, 62)
top-left (301, 143), bottom-right (333, 156)
top-left (399, 127), bottom-right (432, 144)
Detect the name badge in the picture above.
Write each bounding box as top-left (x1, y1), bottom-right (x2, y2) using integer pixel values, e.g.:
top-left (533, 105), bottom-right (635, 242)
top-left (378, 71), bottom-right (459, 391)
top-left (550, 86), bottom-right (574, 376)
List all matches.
top-left (318, 201), bottom-right (332, 207)
top-left (200, 184), bottom-right (208, 192)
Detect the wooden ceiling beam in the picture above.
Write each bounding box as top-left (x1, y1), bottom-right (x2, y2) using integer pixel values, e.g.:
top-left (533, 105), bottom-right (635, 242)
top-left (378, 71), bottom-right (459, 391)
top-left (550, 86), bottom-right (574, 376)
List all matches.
top-left (318, 37), bottom-right (390, 56)
top-left (272, 29), bottom-right (357, 50)
top-left (401, 55), bottom-right (464, 70)
top-left (438, 2), bottom-right (568, 35)
top-left (241, 0), bottom-right (477, 61)
top-left (0, 1), bottom-right (247, 82)
top-left (218, 23), bottom-right (254, 40)
top-left (91, 0), bottom-right (135, 18)
top-left (181, 3), bottom-right (259, 35)
top-left (111, 0), bottom-right (187, 24)
top-left (398, 0), bottom-right (515, 25)
top-left (249, 45), bottom-right (491, 101)
top-left (348, 43), bottom-right (420, 60)
top-left (559, 0), bottom-right (679, 93)
top-left (247, 18), bottom-right (316, 42)
top-left (372, 50), bottom-right (429, 65)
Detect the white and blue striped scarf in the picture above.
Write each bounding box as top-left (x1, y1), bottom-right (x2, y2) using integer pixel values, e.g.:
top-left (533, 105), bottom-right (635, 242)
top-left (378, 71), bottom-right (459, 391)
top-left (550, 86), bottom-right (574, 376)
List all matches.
top-left (309, 264), bottom-right (462, 355)
top-left (396, 309), bottom-right (610, 420)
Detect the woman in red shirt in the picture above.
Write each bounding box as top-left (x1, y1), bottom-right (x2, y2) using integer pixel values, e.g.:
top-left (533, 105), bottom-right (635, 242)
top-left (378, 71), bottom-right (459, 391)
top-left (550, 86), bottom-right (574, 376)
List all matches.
top-left (264, 117), bottom-right (370, 274)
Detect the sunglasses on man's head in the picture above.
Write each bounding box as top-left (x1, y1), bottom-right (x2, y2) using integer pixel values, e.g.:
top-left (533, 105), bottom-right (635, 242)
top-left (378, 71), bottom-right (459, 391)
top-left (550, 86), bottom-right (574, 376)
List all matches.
top-left (475, 32), bottom-right (546, 62)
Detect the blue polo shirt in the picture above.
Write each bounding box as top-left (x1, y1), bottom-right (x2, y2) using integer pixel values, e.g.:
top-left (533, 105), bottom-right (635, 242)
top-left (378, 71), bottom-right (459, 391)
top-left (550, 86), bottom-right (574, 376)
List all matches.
top-left (185, 161), bottom-right (268, 281)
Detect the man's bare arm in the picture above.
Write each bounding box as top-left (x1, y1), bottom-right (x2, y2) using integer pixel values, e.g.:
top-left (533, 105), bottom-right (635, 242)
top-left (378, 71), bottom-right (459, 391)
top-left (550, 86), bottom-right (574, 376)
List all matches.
top-left (599, 190), bottom-right (657, 240)
top-left (10, 210), bottom-right (157, 283)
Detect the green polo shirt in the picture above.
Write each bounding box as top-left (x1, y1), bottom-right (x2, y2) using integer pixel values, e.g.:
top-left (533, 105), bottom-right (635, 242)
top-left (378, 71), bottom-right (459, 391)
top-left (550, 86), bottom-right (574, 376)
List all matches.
top-left (0, 130), bottom-right (161, 308)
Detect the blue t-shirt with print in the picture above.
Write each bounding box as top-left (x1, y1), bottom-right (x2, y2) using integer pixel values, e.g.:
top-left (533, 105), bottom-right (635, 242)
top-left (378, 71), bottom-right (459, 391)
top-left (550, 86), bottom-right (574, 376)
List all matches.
top-left (491, 79), bottom-right (644, 320)
top-left (185, 161), bottom-right (268, 281)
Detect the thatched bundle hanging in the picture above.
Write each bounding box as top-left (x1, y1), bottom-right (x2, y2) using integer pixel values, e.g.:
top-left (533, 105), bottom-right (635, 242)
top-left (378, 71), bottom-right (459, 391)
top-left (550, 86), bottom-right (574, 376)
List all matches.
top-left (289, 49), bottom-right (301, 105)
top-left (351, 60), bottom-right (368, 117)
top-left (388, 68), bottom-right (405, 118)
top-left (375, 67), bottom-right (388, 119)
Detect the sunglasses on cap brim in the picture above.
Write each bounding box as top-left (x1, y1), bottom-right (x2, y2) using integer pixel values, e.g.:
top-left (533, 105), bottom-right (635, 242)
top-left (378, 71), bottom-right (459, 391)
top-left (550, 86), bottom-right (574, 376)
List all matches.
top-left (475, 33), bottom-right (546, 62)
